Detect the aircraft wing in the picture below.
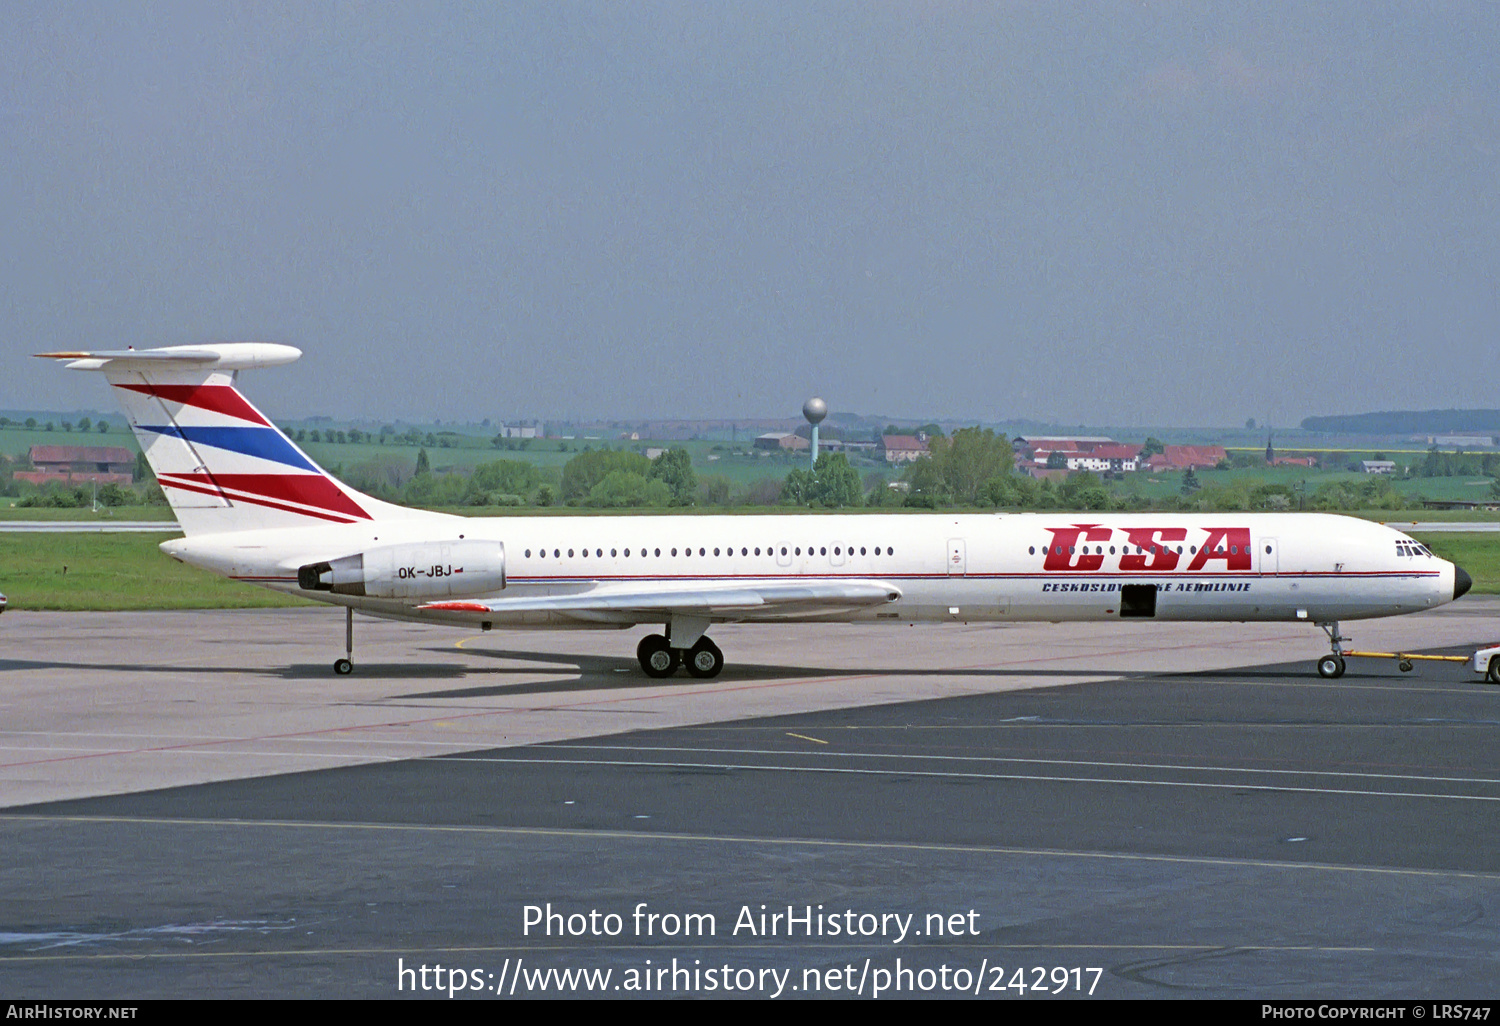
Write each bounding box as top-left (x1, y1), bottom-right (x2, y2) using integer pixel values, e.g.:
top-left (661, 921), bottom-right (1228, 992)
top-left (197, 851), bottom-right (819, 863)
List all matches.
top-left (420, 579), bottom-right (901, 618)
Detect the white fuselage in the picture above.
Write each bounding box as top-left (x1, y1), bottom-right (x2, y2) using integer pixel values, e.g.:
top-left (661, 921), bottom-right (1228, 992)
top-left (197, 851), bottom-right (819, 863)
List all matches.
top-left (162, 510), bottom-right (1457, 630)
top-left (43, 342), bottom-right (1470, 678)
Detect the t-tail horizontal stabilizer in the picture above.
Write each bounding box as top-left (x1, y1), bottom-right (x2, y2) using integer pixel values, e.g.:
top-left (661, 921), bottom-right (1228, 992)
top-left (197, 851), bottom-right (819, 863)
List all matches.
top-left (35, 343), bottom-right (435, 535)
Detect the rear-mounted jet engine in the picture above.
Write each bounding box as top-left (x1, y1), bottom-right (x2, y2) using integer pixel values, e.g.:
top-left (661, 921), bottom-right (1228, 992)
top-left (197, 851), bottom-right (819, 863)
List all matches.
top-left (299, 540), bottom-right (505, 600)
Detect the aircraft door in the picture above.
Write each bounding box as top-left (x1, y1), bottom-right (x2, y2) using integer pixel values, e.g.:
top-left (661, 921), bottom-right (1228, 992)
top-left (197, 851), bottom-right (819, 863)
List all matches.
top-left (947, 538), bottom-right (966, 576)
top-left (1260, 538), bottom-right (1279, 575)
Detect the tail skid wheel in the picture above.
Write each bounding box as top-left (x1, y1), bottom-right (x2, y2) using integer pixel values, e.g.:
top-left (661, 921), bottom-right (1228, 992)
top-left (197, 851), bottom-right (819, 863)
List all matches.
top-left (684, 637), bottom-right (724, 679)
top-left (1317, 654), bottom-right (1346, 679)
top-left (334, 658), bottom-right (353, 676)
top-left (637, 634), bottom-right (680, 678)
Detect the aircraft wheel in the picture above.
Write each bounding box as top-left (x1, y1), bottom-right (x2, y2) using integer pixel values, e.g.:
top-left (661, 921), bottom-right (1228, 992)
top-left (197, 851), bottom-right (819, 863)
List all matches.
top-left (1487, 656), bottom-right (1500, 685)
top-left (684, 637), bottom-right (724, 679)
top-left (1317, 655), bottom-right (1345, 679)
top-left (334, 658), bottom-right (353, 676)
top-left (1399, 659), bottom-right (1414, 673)
top-left (637, 634), bottom-right (679, 678)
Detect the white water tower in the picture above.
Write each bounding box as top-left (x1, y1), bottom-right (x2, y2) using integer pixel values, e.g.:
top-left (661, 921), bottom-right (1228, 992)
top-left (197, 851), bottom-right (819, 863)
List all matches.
top-left (803, 397), bottom-right (827, 471)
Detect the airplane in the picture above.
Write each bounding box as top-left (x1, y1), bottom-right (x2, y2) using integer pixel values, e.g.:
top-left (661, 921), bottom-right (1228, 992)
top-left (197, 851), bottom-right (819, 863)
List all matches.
top-left (39, 342), bottom-right (1472, 680)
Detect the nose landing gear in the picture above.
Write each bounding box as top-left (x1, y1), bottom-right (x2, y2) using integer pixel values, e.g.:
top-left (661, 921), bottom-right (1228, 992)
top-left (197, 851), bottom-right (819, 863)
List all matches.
top-left (1316, 621), bottom-right (1346, 679)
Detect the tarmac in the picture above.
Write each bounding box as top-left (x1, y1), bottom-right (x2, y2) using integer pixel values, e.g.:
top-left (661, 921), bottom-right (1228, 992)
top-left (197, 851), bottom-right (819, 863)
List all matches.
top-left (3, 602), bottom-right (1500, 999)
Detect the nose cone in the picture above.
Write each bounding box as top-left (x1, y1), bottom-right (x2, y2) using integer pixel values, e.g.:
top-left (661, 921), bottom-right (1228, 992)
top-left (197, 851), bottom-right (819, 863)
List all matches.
top-left (1454, 565), bottom-right (1473, 600)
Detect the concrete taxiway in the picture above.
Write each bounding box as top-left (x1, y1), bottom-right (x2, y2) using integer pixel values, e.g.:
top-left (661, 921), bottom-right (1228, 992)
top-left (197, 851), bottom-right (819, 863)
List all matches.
top-left (3, 603), bottom-right (1500, 998)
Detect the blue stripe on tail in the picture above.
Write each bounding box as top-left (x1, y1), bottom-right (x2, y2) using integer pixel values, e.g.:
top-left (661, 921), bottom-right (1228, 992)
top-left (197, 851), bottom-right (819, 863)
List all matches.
top-left (138, 425), bottom-right (319, 472)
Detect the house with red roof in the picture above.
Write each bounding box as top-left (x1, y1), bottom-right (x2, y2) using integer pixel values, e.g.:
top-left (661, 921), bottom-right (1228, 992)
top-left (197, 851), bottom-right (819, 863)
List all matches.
top-left (1142, 445), bottom-right (1228, 472)
top-left (880, 435), bottom-right (929, 464)
top-left (14, 445), bottom-right (135, 486)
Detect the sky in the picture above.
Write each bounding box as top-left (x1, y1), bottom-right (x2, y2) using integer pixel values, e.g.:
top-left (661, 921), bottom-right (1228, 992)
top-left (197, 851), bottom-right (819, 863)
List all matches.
top-left (3, 2), bottom-right (1498, 428)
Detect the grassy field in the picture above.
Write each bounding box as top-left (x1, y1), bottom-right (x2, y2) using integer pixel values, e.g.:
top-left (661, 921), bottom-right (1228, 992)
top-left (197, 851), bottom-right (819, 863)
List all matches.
top-left (0, 534), bottom-right (309, 611)
top-left (0, 504), bottom-right (175, 521)
top-left (10, 421), bottom-right (1500, 507)
top-left (1407, 533), bottom-right (1500, 593)
top-left (3, 524), bottom-right (1496, 611)
top-left (2, 425), bottom-right (819, 496)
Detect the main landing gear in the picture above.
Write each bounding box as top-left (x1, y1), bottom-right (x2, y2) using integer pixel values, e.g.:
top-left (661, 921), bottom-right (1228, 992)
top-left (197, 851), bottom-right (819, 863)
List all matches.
top-left (636, 633), bottom-right (724, 679)
top-left (1316, 621), bottom-right (1346, 679)
top-left (334, 606), bottom-right (354, 676)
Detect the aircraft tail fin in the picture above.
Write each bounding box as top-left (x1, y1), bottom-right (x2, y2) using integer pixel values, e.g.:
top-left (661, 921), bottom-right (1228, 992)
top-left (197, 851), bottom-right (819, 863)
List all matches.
top-left (36, 344), bottom-right (421, 536)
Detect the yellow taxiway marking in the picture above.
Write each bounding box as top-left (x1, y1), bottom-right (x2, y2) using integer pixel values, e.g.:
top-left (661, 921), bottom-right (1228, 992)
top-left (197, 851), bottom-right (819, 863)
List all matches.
top-left (785, 732), bottom-right (828, 745)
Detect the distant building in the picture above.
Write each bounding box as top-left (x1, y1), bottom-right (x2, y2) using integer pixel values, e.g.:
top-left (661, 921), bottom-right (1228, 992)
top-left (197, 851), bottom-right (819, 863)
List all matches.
top-left (15, 444), bottom-right (134, 486)
top-left (1271, 456), bottom-right (1318, 468)
top-left (880, 435), bottom-right (929, 464)
top-left (1015, 439), bottom-right (1139, 474)
top-left (496, 421), bottom-right (542, 439)
top-left (1013, 436), bottom-right (1113, 454)
top-left (754, 432), bottom-right (809, 452)
top-left (1143, 445), bottom-right (1228, 472)
top-left (1428, 435), bottom-right (1495, 449)
top-left (1058, 443), bottom-right (1140, 473)
top-left (1361, 460), bottom-right (1396, 474)
top-left (1422, 499), bottom-right (1500, 511)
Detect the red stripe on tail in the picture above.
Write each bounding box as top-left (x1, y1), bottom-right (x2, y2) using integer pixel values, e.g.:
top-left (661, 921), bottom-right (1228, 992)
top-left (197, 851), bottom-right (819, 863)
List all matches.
top-left (117, 383), bottom-right (269, 425)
